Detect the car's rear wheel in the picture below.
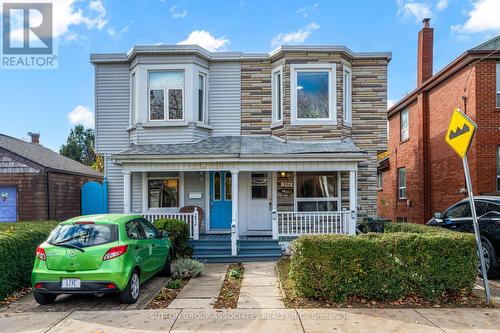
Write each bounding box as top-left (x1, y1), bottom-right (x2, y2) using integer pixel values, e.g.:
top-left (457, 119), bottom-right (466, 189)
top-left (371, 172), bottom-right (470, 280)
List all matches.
top-left (120, 270), bottom-right (140, 304)
top-left (33, 291), bottom-right (57, 305)
top-left (161, 252), bottom-right (172, 277)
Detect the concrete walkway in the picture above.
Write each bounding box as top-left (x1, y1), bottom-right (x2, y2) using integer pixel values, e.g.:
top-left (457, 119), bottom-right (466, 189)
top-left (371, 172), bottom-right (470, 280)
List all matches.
top-left (168, 263), bottom-right (228, 309)
top-left (2, 308), bottom-right (500, 332)
top-left (238, 261), bottom-right (285, 309)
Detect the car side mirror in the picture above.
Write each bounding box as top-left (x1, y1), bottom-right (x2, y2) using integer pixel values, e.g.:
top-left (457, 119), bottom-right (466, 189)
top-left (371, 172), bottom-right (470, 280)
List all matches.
top-left (434, 212), bottom-right (442, 219)
top-left (159, 230), bottom-right (169, 238)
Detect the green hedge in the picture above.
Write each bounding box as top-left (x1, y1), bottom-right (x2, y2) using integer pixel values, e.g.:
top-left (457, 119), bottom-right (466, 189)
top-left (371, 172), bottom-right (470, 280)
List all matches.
top-left (289, 224), bottom-right (477, 302)
top-left (0, 221), bottom-right (59, 300)
top-left (153, 218), bottom-right (192, 258)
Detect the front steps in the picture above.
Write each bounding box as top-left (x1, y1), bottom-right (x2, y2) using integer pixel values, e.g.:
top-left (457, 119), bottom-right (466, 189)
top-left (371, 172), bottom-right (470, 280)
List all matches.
top-left (189, 238), bottom-right (282, 263)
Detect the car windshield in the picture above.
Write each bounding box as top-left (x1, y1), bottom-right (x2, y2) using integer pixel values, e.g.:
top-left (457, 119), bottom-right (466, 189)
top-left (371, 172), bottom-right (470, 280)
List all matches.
top-left (48, 223), bottom-right (118, 248)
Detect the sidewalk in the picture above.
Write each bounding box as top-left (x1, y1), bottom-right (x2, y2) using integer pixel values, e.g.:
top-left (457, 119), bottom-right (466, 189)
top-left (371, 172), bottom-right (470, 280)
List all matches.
top-left (2, 308), bottom-right (499, 332)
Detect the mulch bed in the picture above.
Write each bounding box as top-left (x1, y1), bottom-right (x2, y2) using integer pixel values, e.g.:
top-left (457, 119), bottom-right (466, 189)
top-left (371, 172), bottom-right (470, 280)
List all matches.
top-left (214, 263), bottom-right (244, 309)
top-left (276, 258), bottom-right (496, 309)
top-left (147, 279), bottom-right (189, 309)
top-left (0, 287), bottom-right (32, 307)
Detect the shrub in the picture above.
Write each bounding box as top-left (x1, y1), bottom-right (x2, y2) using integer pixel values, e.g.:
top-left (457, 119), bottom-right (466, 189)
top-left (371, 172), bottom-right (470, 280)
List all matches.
top-left (154, 218), bottom-right (192, 257)
top-left (166, 279), bottom-right (183, 289)
top-left (289, 226), bottom-right (477, 302)
top-left (228, 266), bottom-right (243, 279)
top-left (171, 258), bottom-right (204, 279)
top-left (0, 221), bottom-right (59, 300)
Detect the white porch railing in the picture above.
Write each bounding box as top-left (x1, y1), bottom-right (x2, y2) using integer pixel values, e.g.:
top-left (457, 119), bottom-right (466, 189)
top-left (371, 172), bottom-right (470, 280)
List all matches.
top-left (142, 208), bottom-right (199, 240)
top-left (274, 211), bottom-right (353, 237)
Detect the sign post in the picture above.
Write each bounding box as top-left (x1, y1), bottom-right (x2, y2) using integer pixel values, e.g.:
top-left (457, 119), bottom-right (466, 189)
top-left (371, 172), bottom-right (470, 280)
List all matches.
top-left (445, 108), bottom-right (491, 304)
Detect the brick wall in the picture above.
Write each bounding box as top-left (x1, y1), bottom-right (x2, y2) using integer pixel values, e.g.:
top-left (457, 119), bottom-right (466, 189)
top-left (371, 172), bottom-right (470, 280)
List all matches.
top-left (379, 60), bottom-right (499, 224)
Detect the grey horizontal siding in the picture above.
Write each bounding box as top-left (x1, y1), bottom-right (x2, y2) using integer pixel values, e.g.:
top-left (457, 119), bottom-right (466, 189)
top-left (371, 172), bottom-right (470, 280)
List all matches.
top-left (133, 124), bottom-right (199, 144)
top-left (105, 159), bottom-right (123, 213)
top-left (209, 62), bottom-right (241, 136)
top-left (131, 172), bottom-right (142, 212)
top-left (95, 63), bottom-right (130, 154)
top-left (183, 172), bottom-right (207, 232)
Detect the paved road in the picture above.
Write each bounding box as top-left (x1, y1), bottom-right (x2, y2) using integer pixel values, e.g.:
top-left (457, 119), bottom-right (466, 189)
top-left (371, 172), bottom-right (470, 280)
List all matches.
top-left (1, 308), bottom-right (500, 332)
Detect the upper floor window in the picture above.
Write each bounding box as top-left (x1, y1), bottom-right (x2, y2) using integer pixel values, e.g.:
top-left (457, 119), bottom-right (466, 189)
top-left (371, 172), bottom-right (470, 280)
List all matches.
top-left (130, 73), bottom-right (136, 125)
top-left (272, 66), bottom-right (283, 124)
top-left (496, 63), bottom-right (500, 108)
top-left (497, 146), bottom-right (500, 191)
top-left (290, 64), bottom-right (336, 125)
top-left (198, 73), bottom-right (207, 123)
top-left (343, 66), bottom-right (352, 125)
top-left (398, 167), bottom-right (406, 199)
top-left (149, 71), bottom-right (184, 121)
top-left (400, 108), bottom-right (409, 141)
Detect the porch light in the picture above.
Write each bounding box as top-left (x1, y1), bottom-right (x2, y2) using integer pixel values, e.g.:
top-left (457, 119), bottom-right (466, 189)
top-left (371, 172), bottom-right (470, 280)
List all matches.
top-left (280, 172), bottom-right (286, 177)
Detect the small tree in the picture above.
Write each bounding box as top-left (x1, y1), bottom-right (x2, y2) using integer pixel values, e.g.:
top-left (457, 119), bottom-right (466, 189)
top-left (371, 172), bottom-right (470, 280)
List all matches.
top-left (60, 125), bottom-right (104, 172)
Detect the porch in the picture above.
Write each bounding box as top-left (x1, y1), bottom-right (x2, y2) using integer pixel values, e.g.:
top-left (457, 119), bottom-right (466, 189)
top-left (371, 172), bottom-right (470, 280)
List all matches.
top-left (114, 136), bottom-right (365, 260)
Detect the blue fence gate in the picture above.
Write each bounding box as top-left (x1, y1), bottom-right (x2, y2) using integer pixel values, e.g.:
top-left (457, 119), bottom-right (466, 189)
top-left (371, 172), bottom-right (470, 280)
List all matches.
top-left (81, 178), bottom-right (108, 215)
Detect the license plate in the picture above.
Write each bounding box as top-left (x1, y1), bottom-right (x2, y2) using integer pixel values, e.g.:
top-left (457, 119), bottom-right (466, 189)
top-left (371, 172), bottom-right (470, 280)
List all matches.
top-left (61, 278), bottom-right (81, 289)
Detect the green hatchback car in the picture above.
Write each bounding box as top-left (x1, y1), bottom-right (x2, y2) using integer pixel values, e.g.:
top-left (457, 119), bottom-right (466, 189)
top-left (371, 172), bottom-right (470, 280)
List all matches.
top-left (31, 214), bottom-right (173, 305)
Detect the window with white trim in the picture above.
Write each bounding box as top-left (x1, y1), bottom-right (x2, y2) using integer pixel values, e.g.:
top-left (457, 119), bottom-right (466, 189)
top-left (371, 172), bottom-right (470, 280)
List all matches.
top-left (272, 66), bottom-right (283, 123)
top-left (148, 175), bottom-right (180, 208)
top-left (291, 64), bottom-right (336, 125)
top-left (398, 168), bottom-right (406, 199)
top-left (296, 172), bottom-right (339, 211)
top-left (130, 73), bottom-right (136, 125)
top-left (377, 172), bottom-right (383, 189)
top-left (400, 108), bottom-right (409, 141)
top-left (198, 73), bottom-right (207, 123)
top-left (496, 63), bottom-right (500, 108)
top-left (497, 146), bottom-right (500, 191)
top-left (148, 71), bottom-right (184, 121)
top-left (343, 66), bottom-right (352, 124)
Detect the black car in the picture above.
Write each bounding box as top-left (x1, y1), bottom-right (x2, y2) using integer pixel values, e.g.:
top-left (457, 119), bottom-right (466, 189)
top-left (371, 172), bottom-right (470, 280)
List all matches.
top-left (426, 196), bottom-right (500, 278)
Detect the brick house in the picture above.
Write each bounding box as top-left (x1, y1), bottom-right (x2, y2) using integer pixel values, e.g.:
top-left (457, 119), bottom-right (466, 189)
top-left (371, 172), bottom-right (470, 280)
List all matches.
top-left (0, 133), bottom-right (103, 222)
top-left (378, 19), bottom-right (500, 224)
top-left (91, 43), bottom-right (390, 260)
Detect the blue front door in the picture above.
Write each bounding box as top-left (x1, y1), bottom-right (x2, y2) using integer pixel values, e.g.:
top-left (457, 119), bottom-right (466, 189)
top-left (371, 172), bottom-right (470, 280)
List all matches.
top-left (0, 187), bottom-right (17, 222)
top-left (210, 171), bottom-right (232, 230)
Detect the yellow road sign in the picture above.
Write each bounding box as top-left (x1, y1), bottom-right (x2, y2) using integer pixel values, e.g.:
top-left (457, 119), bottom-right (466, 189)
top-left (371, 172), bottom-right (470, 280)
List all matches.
top-left (445, 108), bottom-right (477, 158)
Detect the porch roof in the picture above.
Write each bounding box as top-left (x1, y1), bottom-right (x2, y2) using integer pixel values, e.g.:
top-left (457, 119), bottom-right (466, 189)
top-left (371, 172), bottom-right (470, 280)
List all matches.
top-left (113, 136), bottom-right (365, 159)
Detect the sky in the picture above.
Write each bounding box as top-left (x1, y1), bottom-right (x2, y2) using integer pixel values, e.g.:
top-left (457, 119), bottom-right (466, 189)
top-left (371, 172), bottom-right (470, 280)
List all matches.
top-left (0, 0), bottom-right (499, 152)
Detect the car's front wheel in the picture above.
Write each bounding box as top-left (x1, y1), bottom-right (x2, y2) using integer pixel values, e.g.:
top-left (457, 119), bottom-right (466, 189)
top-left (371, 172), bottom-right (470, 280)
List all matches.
top-left (120, 270), bottom-right (140, 304)
top-left (161, 253), bottom-right (172, 277)
top-left (33, 291), bottom-right (57, 305)
top-left (480, 241), bottom-right (500, 279)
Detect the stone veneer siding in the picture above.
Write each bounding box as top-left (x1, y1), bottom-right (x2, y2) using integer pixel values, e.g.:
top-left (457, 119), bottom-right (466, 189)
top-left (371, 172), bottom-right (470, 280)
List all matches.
top-left (241, 52), bottom-right (388, 218)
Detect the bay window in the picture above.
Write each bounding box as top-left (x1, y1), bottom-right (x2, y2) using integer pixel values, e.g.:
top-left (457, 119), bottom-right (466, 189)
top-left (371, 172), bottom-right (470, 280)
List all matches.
top-left (272, 66), bottom-right (283, 124)
top-left (148, 174), bottom-right (180, 208)
top-left (290, 64), bottom-right (336, 125)
top-left (198, 73), bottom-right (207, 123)
top-left (343, 66), bottom-right (352, 125)
top-left (296, 172), bottom-right (339, 211)
top-left (148, 71), bottom-right (184, 121)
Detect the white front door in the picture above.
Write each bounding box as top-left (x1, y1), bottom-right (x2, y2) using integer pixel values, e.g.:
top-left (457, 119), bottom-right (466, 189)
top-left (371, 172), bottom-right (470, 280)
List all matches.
top-left (240, 172), bottom-right (272, 234)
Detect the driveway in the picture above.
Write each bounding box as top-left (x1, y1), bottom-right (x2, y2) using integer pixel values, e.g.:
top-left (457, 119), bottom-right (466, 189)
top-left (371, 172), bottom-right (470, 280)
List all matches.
top-left (0, 276), bottom-right (168, 313)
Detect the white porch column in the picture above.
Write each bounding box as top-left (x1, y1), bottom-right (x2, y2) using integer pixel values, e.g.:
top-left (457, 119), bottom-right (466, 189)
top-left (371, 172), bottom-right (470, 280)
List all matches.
top-left (271, 172), bottom-right (278, 240)
top-left (123, 170), bottom-right (131, 214)
top-left (348, 170), bottom-right (357, 235)
top-left (231, 170), bottom-right (239, 256)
